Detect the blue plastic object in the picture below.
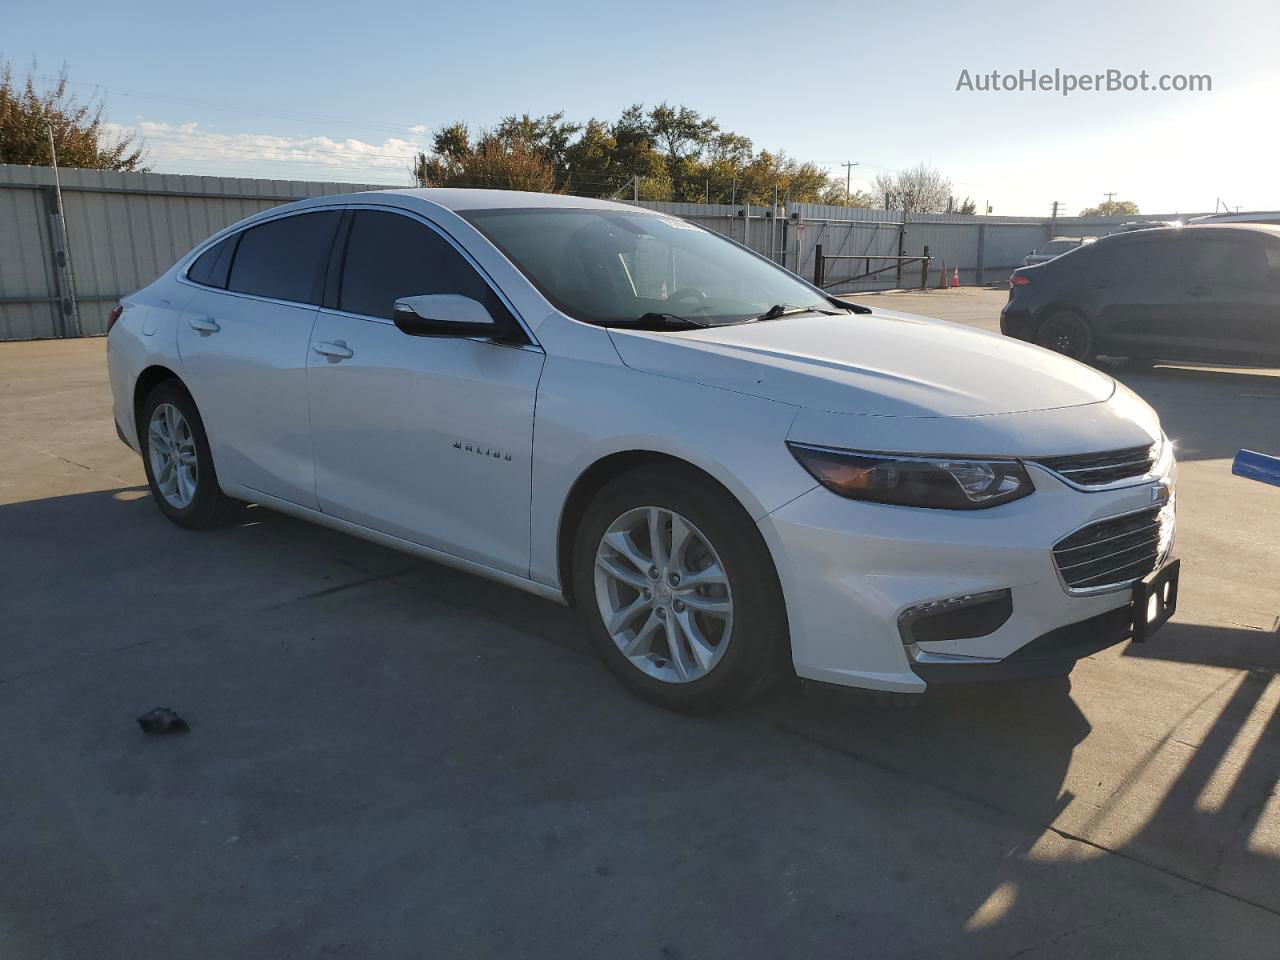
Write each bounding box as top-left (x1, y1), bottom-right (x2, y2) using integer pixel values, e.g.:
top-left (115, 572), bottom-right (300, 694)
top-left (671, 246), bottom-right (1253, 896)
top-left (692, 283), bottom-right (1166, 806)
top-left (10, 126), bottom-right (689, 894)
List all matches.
top-left (1232, 450), bottom-right (1280, 488)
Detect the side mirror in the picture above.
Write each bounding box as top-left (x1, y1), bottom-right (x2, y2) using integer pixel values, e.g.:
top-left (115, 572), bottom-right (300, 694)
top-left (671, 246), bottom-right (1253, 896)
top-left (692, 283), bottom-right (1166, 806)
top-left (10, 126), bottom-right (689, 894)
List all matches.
top-left (393, 294), bottom-right (500, 338)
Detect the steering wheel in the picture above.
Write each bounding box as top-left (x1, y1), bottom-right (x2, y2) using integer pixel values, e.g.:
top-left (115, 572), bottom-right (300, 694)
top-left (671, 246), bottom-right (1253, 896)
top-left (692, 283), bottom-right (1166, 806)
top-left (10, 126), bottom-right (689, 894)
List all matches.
top-left (666, 287), bottom-right (709, 309)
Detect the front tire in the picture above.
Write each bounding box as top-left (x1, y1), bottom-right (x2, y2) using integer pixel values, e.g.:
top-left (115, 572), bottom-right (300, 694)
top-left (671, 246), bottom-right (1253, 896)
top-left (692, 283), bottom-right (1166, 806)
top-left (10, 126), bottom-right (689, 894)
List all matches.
top-left (571, 466), bottom-right (789, 713)
top-left (140, 382), bottom-right (234, 529)
top-left (1033, 310), bottom-right (1095, 363)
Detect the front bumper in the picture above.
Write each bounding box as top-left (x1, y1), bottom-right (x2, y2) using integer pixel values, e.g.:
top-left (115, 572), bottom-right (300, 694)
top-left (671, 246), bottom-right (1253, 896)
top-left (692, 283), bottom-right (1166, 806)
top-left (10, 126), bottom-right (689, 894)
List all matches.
top-left (908, 604), bottom-right (1133, 685)
top-left (757, 462), bottom-right (1176, 693)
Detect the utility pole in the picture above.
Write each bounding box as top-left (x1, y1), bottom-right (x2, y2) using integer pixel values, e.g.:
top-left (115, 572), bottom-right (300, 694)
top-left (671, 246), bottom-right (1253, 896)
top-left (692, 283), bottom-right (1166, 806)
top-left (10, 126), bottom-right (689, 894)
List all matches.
top-left (1050, 200), bottom-right (1059, 237)
top-left (1102, 191), bottom-right (1117, 209)
top-left (840, 160), bottom-right (858, 202)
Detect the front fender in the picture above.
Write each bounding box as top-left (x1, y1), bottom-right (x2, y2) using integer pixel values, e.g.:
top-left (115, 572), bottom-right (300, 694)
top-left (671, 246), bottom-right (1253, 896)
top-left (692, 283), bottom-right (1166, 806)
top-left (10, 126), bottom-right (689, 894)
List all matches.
top-left (527, 316), bottom-right (814, 588)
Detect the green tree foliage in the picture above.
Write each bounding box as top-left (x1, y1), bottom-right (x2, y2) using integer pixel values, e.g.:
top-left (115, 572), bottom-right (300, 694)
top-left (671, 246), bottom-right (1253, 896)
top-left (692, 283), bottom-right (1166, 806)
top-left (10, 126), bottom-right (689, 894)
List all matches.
top-left (1079, 198), bottom-right (1140, 216)
top-left (409, 103), bottom-right (960, 210)
top-left (414, 122), bottom-right (556, 192)
top-left (0, 61), bottom-right (146, 170)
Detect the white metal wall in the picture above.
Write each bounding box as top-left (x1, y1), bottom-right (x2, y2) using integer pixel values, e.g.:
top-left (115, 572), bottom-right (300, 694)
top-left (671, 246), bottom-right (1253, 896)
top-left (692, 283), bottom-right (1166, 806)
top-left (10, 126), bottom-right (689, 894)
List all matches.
top-left (0, 165), bottom-right (394, 340)
top-left (634, 200), bottom-right (1201, 291)
top-left (0, 167), bottom-right (1207, 340)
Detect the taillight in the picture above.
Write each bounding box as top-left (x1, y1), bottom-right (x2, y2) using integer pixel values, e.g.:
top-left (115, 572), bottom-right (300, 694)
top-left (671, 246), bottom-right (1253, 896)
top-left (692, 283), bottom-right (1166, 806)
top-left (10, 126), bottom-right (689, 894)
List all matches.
top-left (106, 304), bottom-right (124, 333)
top-left (1009, 274), bottom-right (1031, 287)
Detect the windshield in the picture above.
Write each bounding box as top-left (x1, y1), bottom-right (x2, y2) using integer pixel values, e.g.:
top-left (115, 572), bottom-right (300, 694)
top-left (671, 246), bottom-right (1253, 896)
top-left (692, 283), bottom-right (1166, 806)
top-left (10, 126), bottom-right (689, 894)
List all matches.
top-left (462, 207), bottom-right (833, 326)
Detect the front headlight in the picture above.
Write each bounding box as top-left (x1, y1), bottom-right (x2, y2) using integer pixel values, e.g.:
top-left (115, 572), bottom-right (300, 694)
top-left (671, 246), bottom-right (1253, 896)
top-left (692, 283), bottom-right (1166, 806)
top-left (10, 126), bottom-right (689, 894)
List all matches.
top-left (787, 443), bottom-right (1034, 510)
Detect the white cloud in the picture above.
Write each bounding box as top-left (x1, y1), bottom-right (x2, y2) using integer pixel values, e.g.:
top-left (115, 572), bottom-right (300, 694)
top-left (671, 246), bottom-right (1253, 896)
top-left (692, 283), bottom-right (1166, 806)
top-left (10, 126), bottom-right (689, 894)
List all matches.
top-left (105, 120), bottom-right (430, 183)
top-left (409, 124), bottom-right (427, 134)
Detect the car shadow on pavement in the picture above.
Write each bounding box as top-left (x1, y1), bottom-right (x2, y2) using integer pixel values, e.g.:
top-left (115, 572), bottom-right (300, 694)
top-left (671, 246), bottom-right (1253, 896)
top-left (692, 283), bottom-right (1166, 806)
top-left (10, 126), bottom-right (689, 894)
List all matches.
top-left (1124, 620), bottom-right (1280, 672)
top-left (4, 487), bottom-right (1279, 957)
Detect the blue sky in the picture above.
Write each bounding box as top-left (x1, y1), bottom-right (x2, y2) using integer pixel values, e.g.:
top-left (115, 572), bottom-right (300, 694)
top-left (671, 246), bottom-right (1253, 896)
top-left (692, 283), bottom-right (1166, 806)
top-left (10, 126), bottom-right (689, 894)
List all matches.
top-left (5, 0), bottom-right (1279, 214)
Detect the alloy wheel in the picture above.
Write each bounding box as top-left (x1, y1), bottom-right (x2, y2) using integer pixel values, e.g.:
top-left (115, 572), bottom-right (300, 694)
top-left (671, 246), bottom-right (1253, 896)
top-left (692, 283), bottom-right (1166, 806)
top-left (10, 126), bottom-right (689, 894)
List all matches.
top-left (593, 506), bottom-right (734, 684)
top-left (147, 402), bottom-right (199, 509)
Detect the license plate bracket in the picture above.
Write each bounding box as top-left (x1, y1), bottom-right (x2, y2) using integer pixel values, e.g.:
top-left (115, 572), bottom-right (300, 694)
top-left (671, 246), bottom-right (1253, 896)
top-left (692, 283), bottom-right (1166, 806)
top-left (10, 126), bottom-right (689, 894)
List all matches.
top-left (1131, 558), bottom-right (1180, 643)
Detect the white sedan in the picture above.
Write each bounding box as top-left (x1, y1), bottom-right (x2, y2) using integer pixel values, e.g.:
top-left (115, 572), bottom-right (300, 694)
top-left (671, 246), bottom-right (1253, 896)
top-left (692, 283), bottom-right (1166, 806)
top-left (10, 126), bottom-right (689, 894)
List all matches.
top-left (107, 189), bottom-right (1178, 712)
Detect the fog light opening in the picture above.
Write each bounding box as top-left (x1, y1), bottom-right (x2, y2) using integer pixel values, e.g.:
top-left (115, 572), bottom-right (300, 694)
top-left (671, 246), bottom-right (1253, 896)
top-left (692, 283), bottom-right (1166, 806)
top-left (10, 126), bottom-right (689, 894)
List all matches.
top-left (898, 589), bottom-right (1014, 646)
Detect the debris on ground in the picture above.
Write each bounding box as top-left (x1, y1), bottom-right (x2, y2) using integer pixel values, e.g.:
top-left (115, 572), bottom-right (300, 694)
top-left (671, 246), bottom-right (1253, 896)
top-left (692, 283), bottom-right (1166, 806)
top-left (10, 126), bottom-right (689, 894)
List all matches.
top-left (136, 707), bottom-right (190, 734)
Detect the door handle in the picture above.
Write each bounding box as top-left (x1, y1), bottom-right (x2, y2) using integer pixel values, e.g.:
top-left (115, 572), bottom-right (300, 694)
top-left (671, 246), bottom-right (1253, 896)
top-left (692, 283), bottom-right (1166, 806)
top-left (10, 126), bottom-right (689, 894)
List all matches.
top-left (313, 340), bottom-right (354, 362)
top-left (189, 316), bottom-right (220, 334)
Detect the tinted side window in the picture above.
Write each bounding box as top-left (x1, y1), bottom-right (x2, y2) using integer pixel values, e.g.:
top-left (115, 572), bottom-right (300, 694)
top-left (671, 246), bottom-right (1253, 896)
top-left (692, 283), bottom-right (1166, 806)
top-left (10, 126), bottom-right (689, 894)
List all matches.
top-left (187, 235), bottom-right (238, 289)
top-left (339, 210), bottom-right (513, 324)
top-left (1100, 239), bottom-right (1182, 287)
top-left (227, 211), bottom-right (340, 304)
top-left (1186, 235), bottom-right (1269, 287)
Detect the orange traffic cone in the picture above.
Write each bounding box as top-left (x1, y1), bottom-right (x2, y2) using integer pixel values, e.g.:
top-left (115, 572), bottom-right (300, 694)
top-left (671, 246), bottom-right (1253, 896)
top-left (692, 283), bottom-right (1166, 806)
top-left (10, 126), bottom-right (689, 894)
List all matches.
top-left (951, 268), bottom-right (960, 288)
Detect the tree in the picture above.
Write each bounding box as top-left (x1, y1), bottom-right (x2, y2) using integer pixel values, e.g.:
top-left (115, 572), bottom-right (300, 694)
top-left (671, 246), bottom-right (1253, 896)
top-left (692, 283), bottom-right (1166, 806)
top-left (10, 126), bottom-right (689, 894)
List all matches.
top-left (1079, 198), bottom-right (1140, 216)
top-left (410, 121), bottom-right (470, 184)
top-left (493, 112), bottom-right (581, 185)
top-left (647, 102), bottom-right (718, 201)
top-left (411, 123), bottom-right (556, 192)
top-left (0, 61), bottom-right (145, 170)
top-left (872, 162), bottom-right (953, 215)
top-left (953, 196), bottom-right (977, 215)
top-left (406, 104), bottom-right (957, 211)
top-left (819, 182), bottom-right (877, 207)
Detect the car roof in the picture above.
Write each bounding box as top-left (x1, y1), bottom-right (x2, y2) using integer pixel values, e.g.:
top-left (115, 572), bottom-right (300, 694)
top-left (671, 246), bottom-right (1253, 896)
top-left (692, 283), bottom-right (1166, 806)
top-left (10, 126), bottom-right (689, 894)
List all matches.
top-left (355, 187), bottom-right (645, 213)
top-left (1098, 223), bottom-right (1280, 243)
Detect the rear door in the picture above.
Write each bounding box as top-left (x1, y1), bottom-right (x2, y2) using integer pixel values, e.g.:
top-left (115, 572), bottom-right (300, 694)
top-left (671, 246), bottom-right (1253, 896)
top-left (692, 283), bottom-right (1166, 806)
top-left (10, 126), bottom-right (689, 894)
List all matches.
top-left (1181, 230), bottom-right (1280, 362)
top-left (178, 210), bottom-right (340, 508)
top-left (306, 208), bottom-right (544, 576)
top-left (1091, 235), bottom-right (1186, 358)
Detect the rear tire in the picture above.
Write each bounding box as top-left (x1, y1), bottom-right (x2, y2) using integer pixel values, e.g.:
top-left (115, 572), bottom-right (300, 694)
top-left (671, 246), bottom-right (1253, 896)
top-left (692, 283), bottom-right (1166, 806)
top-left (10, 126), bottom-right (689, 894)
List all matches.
top-left (1033, 311), bottom-right (1095, 363)
top-left (571, 466), bottom-right (790, 713)
top-left (139, 382), bottom-right (235, 529)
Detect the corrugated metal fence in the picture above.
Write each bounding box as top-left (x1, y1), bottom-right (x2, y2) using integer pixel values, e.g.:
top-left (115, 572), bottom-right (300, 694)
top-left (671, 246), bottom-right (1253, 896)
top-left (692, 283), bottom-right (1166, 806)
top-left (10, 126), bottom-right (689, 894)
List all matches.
top-left (0, 165), bottom-right (392, 340)
top-left (636, 202), bottom-right (1191, 293)
top-left (0, 163), bottom-right (1200, 340)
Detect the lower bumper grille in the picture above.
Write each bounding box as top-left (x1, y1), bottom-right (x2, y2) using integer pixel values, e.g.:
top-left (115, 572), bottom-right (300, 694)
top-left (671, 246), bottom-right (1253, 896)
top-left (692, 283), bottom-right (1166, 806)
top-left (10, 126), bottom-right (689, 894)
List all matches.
top-left (1053, 505), bottom-right (1173, 591)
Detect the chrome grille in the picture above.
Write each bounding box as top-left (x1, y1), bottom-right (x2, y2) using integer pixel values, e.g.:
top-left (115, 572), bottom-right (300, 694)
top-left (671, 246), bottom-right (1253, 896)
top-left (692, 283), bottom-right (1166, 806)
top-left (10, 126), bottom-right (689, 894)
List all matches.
top-left (1034, 444), bottom-right (1156, 488)
top-left (1053, 505), bottom-right (1172, 591)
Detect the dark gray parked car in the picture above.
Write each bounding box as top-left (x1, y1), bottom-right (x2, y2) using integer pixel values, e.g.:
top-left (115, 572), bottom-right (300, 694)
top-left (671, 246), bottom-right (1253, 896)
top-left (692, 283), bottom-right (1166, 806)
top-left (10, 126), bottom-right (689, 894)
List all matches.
top-left (1001, 224), bottom-right (1280, 366)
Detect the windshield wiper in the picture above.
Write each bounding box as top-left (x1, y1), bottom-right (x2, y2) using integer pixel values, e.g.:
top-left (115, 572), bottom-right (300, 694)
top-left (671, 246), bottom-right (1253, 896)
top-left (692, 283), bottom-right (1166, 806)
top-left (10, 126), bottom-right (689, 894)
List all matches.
top-left (747, 304), bottom-right (839, 323)
top-left (601, 312), bottom-right (711, 331)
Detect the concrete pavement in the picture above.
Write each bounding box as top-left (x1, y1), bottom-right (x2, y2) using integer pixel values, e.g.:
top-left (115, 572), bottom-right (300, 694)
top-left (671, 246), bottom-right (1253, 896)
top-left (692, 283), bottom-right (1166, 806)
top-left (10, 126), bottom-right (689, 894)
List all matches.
top-left (2, 294), bottom-right (1278, 958)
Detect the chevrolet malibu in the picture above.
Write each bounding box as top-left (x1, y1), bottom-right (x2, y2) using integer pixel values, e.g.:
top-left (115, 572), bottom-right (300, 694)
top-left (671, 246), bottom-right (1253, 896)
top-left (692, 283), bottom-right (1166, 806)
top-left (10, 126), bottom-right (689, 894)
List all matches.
top-left (107, 190), bottom-right (1179, 712)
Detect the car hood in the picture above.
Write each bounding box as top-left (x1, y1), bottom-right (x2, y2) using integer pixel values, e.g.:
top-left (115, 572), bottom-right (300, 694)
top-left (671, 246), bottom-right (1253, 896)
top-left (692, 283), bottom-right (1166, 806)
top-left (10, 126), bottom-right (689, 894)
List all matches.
top-left (607, 308), bottom-right (1115, 418)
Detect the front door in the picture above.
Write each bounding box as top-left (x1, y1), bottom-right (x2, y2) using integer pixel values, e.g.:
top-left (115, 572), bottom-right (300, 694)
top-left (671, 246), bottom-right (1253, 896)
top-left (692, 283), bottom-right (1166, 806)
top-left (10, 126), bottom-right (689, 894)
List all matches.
top-left (1181, 231), bottom-right (1280, 363)
top-left (306, 209), bottom-right (544, 576)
